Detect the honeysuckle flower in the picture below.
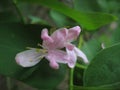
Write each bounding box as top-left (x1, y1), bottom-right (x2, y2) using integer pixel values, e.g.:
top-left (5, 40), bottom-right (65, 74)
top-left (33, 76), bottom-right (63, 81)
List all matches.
top-left (15, 26), bottom-right (88, 69)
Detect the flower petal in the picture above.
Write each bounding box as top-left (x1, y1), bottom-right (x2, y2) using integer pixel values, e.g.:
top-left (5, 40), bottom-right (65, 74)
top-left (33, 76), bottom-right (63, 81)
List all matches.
top-left (42, 28), bottom-right (68, 50)
top-left (15, 49), bottom-right (45, 67)
top-left (49, 60), bottom-right (59, 69)
top-left (65, 43), bottom-right (75, 50)
top-left (74, 47), bottom-right (89, 63)
top-left (66, 49), bottom-right (77, 68)
top-left (67, 26), bottom-right (81, 42)
top-left (51, 28), bottom-right (68, 49)
top-left (41, 28), bottom-right (54, 49)
top-left (45, 49), bottom-right (69, 69)
top-left (41, 28), bottom-right (54, 43)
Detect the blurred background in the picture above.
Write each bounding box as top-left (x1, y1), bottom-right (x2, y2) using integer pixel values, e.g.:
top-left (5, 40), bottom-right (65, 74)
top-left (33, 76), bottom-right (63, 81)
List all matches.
top-left (0, 0), bottom-right (120, 90)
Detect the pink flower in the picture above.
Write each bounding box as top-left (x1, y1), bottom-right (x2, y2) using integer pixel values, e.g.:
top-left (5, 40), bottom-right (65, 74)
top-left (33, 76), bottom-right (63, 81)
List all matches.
top-left (65, 26), bottom-right (89, 68)
top-left (15, 26), bottom-right (88, 69)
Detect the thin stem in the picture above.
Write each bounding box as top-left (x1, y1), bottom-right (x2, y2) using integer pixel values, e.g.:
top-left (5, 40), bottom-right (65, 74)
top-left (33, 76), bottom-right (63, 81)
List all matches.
top-left (6, 77), bottom-right (12, 90)
top-left (76, 63), bottom-right (87, 69)
top-left (69, 68), bottom-right (74, 90)
top-left (78, 35), bottom-right (84, 49)
top-left (12, 0), bottom-right (25, 23)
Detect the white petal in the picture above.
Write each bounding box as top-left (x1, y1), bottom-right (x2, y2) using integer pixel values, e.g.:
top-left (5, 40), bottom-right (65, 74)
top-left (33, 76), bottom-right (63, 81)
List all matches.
top-left (66, 49), bottom-right (77, 68)
top-left (15, 49), bottom-right (46, 67)
top-left (74, 47), bottom-right (89, 64)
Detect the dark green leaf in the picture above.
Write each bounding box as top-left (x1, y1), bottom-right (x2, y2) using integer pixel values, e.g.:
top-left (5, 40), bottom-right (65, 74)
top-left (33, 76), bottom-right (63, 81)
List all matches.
top-left (84, 43), bottom-right (120, 87)
top-left (16, 0), bottom-right (117, 30)
top-left (0, 23), bottom-right (66, 89)
top-left (99, 82), bottom-right (120, 89)
top-left (73, 0), bottom-right (101, 12)
top-left (0, 0), bottom-right (22, 23)
top-left (73, 85), bottom-right (109, 90)
top-left (0, 11), bottom-right (20, 23)
top-left (73, 82), bottom-right (120, 90)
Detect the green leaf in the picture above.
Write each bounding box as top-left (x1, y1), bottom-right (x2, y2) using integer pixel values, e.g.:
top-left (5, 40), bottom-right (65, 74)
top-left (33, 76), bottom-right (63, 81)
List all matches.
top-left (0, 11), bottom-right (20, 23)
top-left (73, 0), bottom-right (101, 12)
top-left (16, 0), bottom-right (117, 30)
top-left (112, 25), bottom-right (120, 44)
top-left (0, 23), bottom-right (66, 89)
top-left (81, 39), bottom-right (102, 61)
top-left (73, 82), bottom-right (120, 90)
top-left (99, 82), bottom-right (120, 89)
top-left (73, 85), bottom-right (108, 90)
top-left (84, 43), bottom-right (120, 87)
top-left (28, 15), bottom-right (49, 25)
top-left (97, 0), bottom-right (120, 13)
top-left (50, 10), bottom-right (76, 27)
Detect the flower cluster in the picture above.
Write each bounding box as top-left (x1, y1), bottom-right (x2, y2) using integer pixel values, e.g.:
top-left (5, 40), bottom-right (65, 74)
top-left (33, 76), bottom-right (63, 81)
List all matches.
top-left (15, 26), bottom-right (88, 69)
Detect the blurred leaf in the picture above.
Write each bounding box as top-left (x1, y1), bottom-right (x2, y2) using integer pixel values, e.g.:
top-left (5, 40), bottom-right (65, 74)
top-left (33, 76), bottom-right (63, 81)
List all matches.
top-left (16, 0), bottom-right (117, 30)
top-left (0, 11), bottom-right (20, 23)
top-left (0, 23), bottom-right (66, 89)
top-left (73, 0), bottom-right (101, 12)
top-left (73, 85), bottom-right (109, 90)
top-left (73, 67), bottom-right (84, 86)
top-left (0, 0), bottom-right (12, 10)
top-left (0, 0), bottom-right (23, 23)
top-left (29, 15), bottom-right (49, 25)
top-left (50, 10), bottom-right (76, 27)
top-left (98, 34), bottom-right (112, 47)
top-left (97, 0), bottom-right (120, 13)
top-left (99, 82), bottom-right (120, 89)
top-left (97, 0), bottom-right (110, 12)
top-left (112, 25), bottom-right (120, 44)
top-left (84, 43), bottom-right (120, 87)
top-left (81, 39), bottom-right (102, 61)
top-left (73, 83), bottom-right (120, 90)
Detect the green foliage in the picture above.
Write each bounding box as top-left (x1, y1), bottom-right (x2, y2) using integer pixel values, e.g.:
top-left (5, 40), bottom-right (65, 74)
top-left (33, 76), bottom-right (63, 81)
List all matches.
top-left (29, 15), bottom-right (49, 25)
top-left (73, 0), bottom-right (101, 12)
top-left (50, 10), bottom-right (76, 27)
top-left (0, 0), bottom-right (120, 89)
top-left (81, 39), bottom-right (102, 61)
top-left (73, 83), bottom-right (120, 90)
top-left (0, 23), bottom-right (66, 89)
top-left (0, 0), bottom-right (21, 23)
top-left (16, 0), bottom-right (117, 30)
top-left (112, 25), bottom-right (120, 44)
top-left (0, 11), bottom-right (20, 23)
top-left (84, 43), bottom-right (120, 88)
